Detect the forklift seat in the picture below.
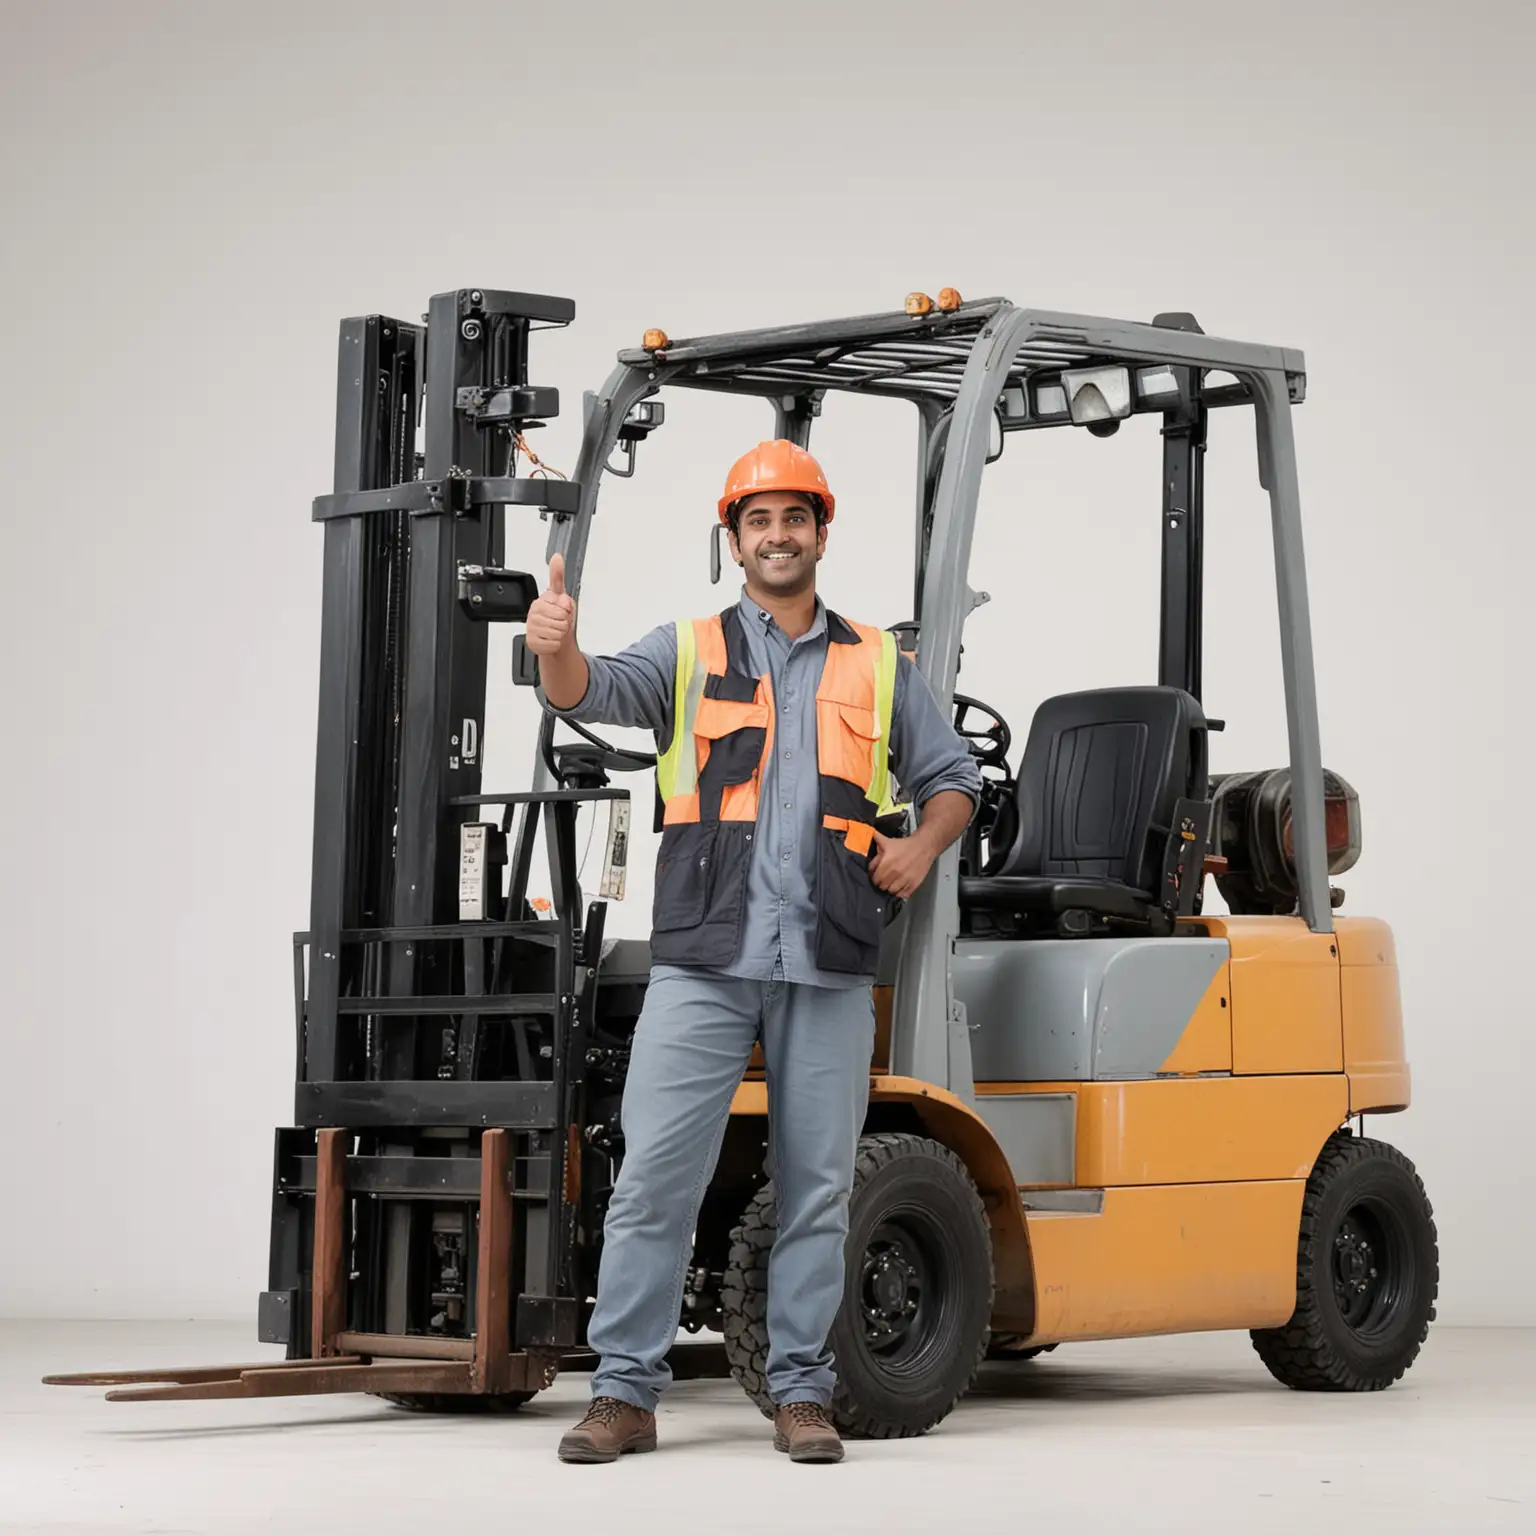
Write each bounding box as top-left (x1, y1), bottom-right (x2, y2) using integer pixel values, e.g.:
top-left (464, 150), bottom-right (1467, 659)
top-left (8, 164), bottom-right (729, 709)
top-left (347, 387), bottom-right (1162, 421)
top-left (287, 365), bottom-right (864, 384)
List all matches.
top-left (959, 686), bottom-right (1208, 931)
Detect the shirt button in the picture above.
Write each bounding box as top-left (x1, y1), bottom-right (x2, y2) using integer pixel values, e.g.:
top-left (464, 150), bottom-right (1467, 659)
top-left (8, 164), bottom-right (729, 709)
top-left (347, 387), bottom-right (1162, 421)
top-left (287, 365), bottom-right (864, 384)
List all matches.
top-left (783, 802), bottom-right (792, 810)
top-left (783, 750), bottom-right (792, 759)
top-left (782, 852), bottom-right (791, 862)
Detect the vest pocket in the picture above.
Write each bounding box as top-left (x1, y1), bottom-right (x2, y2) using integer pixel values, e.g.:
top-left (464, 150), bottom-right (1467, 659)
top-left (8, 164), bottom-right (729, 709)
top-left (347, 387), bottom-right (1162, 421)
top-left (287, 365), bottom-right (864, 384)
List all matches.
top-left (652, 821), bottom-right (716, 932)
top-left (817, 699), bottom-right (880, 788)
top-left (651, 820), bottom-right (754, 967)
top-left (815, 824), bottom-right (886, 973)
top-left (693, 694), bottom-right (770, 740)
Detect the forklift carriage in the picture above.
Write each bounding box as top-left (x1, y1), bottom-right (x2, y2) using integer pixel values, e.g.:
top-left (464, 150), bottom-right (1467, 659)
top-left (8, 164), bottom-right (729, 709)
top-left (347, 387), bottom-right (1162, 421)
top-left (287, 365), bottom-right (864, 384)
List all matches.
top-left (49, 288), bottom-right (1437, 1433)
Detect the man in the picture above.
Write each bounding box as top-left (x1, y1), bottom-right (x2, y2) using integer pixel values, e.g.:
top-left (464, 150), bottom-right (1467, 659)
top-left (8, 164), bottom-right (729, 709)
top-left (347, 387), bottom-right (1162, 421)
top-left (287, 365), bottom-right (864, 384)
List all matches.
top-left (525, 440), bottom-right (980, 1465)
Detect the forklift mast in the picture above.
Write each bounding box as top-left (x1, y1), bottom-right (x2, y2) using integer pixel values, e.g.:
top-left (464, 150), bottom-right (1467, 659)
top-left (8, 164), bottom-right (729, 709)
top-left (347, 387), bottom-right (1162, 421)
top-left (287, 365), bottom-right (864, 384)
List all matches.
top-left (44, 287), bottom-right (729, 1406)
top-left (260, 289), bottom-right (633, 1392)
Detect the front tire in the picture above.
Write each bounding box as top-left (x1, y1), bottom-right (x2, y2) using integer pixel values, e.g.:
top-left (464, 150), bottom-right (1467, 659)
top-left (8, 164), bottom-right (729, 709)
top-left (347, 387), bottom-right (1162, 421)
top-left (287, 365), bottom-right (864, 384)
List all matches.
top-left (1252, 1131), bottom-right (1438, 1391)
top-left (721, 1133), bottom-right (993, 1438)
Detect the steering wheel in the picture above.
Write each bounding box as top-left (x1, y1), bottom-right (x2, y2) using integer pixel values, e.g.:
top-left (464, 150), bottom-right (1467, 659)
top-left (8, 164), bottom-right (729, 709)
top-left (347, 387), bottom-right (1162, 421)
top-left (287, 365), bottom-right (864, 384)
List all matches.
top-left (952, 693), bottom-right (1011, 772)
top-left (540, 712), bottom-right (657, 788)
top-left (952, 693), bottom-right (1017, 877)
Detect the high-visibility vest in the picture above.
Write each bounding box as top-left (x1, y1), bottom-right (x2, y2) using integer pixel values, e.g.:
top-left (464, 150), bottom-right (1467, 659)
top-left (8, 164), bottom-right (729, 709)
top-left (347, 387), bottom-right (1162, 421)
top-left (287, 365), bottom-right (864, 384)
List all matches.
top-left (649, 605), bottom-right (899, 974)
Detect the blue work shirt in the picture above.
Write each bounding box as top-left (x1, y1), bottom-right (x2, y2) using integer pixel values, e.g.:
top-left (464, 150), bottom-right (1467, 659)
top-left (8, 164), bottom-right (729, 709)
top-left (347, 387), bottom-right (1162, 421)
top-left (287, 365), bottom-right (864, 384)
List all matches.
top-left (551, 588), bottom-right (981, 988)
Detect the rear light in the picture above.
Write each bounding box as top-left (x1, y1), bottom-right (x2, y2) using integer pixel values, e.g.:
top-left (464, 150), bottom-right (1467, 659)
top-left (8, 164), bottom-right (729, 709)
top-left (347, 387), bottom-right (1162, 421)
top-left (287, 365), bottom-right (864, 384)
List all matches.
top-left (1210, 769), bottom-right (1360, 915)
top-left (1280, 787), bottom-right (1361, 873)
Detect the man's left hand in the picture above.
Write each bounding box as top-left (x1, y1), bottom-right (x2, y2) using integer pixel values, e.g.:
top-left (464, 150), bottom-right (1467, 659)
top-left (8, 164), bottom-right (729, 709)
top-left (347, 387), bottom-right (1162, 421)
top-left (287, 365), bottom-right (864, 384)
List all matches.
top-left (868, 831), bottom-right (937, 901)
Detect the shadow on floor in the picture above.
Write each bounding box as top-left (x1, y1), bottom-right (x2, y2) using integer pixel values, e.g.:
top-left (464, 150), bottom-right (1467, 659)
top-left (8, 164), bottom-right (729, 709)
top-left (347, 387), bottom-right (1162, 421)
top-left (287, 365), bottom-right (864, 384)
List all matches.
top-left (86, 1345), bottom-right (1295, 1442)
top-left (965, 1355), bottom-right (1278, 1404)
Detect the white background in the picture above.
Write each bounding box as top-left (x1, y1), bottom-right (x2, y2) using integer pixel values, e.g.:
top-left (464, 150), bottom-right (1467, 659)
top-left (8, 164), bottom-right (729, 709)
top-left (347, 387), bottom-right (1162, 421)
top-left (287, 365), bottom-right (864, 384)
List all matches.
top-left (1, 0), bottom-right (1530, 1323)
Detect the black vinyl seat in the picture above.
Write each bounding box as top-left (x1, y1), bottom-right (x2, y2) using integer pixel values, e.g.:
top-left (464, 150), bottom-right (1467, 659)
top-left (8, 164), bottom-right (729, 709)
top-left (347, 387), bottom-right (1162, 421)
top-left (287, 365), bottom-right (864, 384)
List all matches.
top-left (959, 686), bottom-right (1209, 933)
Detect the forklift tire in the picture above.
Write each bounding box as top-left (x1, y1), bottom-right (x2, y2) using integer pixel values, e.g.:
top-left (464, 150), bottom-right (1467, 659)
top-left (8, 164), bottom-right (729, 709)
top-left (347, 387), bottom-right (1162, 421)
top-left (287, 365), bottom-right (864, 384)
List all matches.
top-left (721, 1133), bottom-right (993, 1438)
top-left (1251, 1131), bottom-right (1438, 1392)
top-left (374, 1392), bottom-right (535, 1413)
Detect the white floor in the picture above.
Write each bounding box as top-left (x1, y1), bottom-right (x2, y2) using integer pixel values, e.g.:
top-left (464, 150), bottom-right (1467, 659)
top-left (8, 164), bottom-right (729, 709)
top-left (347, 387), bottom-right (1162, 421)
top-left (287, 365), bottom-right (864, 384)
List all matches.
top-left (2, 1322), bottom-right (1530, 1535)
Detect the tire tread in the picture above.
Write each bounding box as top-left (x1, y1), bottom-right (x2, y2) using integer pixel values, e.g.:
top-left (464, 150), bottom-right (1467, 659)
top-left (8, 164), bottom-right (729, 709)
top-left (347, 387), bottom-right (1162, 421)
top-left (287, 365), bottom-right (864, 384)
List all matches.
top-left (1250, 1131), bottom-right (1438, 1392)
top-left (722, 1132), bottom-right (992, 1438)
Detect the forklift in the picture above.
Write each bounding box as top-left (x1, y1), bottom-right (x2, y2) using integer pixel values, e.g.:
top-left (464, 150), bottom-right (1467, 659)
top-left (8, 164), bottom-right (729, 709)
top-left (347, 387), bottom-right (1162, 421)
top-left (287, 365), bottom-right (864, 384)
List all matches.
top-left (49, 286), bottom-right (1437, 1435)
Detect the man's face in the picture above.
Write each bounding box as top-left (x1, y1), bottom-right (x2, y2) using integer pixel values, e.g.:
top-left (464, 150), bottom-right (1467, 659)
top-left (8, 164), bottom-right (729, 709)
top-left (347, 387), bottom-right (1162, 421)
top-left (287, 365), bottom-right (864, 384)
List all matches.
top-left (729, 490), bottom-right (826, 596)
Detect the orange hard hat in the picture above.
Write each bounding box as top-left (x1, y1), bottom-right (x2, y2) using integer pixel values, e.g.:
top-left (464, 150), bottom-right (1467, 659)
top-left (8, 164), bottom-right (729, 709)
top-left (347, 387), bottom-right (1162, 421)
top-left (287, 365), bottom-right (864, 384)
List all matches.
top-left (717, 439), bottom-right (836, 523)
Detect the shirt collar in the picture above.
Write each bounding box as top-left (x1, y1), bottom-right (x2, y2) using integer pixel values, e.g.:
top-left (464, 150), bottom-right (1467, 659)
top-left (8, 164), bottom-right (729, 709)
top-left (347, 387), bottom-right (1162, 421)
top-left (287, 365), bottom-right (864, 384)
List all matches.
top-left (737, 586), bottom-right (827, 644)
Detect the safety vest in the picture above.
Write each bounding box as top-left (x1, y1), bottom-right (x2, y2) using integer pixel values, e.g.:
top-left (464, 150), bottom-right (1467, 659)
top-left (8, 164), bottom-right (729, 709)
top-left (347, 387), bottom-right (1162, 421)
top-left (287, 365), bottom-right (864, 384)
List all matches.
top-left (649, 606), bottom-right (899, 974)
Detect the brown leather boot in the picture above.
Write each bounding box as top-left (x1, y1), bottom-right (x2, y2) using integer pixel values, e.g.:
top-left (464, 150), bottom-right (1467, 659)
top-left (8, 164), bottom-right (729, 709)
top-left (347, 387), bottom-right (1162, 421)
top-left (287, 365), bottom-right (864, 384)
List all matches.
top-left (772, 1401), bottom-right (844, 1463)
top-left (558, 1396), bottom-right (658, 1463)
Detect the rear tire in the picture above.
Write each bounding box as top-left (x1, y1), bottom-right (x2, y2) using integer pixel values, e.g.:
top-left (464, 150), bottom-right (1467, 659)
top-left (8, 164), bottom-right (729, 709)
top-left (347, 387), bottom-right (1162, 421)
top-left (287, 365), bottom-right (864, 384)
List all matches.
top-left (721, 1133), bottom-right (993, 1438)
top-left (374, 1391), bottom-right (534, 1413)
top-left (1251, 1131), bottom-right (1438, 1391)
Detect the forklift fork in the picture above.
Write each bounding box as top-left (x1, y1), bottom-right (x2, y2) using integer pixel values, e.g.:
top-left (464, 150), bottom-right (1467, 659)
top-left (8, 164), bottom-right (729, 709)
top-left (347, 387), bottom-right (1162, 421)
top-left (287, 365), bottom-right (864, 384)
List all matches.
top-left (45, 1128), bottom-right (563, 1404)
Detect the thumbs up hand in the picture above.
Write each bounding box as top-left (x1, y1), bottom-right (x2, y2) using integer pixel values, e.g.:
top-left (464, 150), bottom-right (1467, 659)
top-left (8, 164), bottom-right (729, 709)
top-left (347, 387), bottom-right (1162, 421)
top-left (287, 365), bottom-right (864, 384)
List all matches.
top-left (525, 554), bottom-right (578, 656)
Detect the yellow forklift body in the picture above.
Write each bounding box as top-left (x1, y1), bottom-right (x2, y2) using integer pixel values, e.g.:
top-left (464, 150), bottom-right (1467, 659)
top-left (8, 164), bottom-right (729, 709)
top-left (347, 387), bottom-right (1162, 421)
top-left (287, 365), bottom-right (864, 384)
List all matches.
top-left (728, 913), bottom-right (1409, 1345)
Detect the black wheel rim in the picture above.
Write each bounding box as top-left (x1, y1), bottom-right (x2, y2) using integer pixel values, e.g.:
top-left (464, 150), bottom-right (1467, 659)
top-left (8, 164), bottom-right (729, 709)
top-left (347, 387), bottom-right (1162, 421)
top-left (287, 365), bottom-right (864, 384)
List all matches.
top-left (1330, 1195), bottom-right (1414, 1341)
top-left (854, 1203), bottom-right (962, 1378)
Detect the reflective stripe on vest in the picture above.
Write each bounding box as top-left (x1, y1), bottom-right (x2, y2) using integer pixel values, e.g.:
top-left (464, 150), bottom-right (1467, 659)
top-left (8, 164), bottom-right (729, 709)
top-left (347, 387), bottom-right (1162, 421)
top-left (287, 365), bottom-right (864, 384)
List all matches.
top-left (655, 617), bottom-right (706, 819)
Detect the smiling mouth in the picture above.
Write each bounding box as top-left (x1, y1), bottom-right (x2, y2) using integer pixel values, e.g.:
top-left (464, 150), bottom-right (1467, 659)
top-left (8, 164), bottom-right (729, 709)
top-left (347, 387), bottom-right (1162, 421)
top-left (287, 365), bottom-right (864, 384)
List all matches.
top-left (761, 551), bottom-right (798, 562)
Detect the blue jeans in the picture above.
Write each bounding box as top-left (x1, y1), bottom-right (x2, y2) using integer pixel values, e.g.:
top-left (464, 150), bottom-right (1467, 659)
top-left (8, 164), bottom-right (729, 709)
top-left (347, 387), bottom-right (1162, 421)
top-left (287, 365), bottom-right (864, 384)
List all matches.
top-left (586, 969), bottom-right (876, 1411)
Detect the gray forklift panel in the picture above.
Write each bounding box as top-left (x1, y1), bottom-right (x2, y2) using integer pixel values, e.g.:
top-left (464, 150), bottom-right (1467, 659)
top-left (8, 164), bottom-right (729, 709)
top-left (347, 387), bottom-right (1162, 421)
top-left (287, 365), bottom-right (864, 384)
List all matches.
top-left (970, 1093), bottom-right (1077, 1187)
top-left (955, 936), bottom-right (1230, 1083)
